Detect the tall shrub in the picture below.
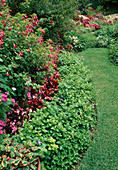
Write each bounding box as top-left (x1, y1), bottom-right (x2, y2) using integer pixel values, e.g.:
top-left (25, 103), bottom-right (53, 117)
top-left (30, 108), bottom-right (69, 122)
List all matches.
top-left (7, 0), bottom-right (78, 42)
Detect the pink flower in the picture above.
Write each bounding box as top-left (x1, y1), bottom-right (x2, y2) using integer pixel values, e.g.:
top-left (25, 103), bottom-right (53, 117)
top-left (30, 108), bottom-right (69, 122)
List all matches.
top-left (0, 130), bottom-right (3, 134)
top-left (5, 92), bottom-right (9, 94)
top-left (49, 39), bottom-right (53, 44)
top-left (19, 51), bottom-right (23, 56)
top-left (0, 30), bottom-right (5, 39)
top-left (14, 44), bottom-right (17, 48)
top-left (1, 94), bottom-right (8, 102)
top-left (6, 72), bottom-right (10, 76)
top-left (0, 126), bottom-right (3, 129)
top-left (11, 99), bottom-right (15, 103)
top-left (50, 47), bottom-right (53, 52)
top-left (6, 118), bottom-right (10, 122)
top-left (0, 39), bottom-right (4, 47)
top-left (0, 120), bottom-right (5, 126)
top-left (27, 92), bottom-right (31, 98)
top-left (12, 126), bottom-right (17, 132)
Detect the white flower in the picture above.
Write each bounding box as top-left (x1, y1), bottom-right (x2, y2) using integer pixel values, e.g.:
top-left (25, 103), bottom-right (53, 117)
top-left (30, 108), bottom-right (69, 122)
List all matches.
top-left (12, 87), bottom-right (16, 91)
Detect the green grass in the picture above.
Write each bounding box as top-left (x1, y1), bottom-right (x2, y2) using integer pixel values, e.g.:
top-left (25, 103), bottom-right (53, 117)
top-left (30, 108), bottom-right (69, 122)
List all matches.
top-left (77, 48), bottom-right (118, 170)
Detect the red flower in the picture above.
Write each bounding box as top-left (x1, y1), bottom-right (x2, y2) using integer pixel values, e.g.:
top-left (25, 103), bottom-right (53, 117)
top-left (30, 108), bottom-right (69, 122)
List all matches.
top-left (14, 44), bottom-right (17, 48)
top-left (38, 106), bottom-right (41, 109)
top-left (28, 101), bottom-right (32, 105)
top-left (49, 21), bottom-right (53, 24)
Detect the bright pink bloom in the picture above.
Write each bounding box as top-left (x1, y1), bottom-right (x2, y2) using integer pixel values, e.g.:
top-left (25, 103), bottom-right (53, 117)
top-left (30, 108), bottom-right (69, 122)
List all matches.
top-left (6, 118), bottom-right (10, 122)
top-left (0, 130), bottom-right (3, 134)
top-left (0, 39), bottom-right (4, 47)
top-left (0, 126), bottom-right (3, 129)
top-left (27, 92), bottom-right (31, 98)
top-left (11, 99), bottom-right (15, 103)
top-left (12, 126), bottom-right (17, 132)
top-left (50, 47), bottom-right (53, 52)
top-left (0, 30), bottom-right (5, 39)
top-left (1, 94), bottom-right (8, 102)
top-left (0, 120), bottom-right (5, 126)
top-left (5, 92), bottom-right (9, 94)
top-left (49, 39), bottom-right (53, 44)
top-left (18, 51), bottom-right (23, 56)
top-left (14, 44), bottom-right (17, 48)
top-left (6, 72), bottom-right (10, 76)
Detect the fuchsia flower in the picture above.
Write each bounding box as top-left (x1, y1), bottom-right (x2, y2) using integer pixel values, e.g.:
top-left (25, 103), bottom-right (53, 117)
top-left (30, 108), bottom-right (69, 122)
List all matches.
top-left (0, 120), bottom-right (5, 126)
top-left (0, 30), bottom-right (5, 39)
top-left (1, 94), bottom-right (8, 102)
top-left (50, 47), bottom-right (53, 52)
top-left (11, 99), bottom-right (15, 103)
top-left (0, 130), bottom-right (4, 134)
top-left (14, 44), bottom-right (17, 48)
top-left (27, 92), bottom-right (31, 98)
top-left (18, 51), bottom-right (23, 56)
top-left (6, 72), bottom-right (10, 76)
top-left (49, 39), bottom-right (53, 44)
top-left (0, 39), bottom-right (4, 47)
top-left (12, 126), bottom-right (17, 132)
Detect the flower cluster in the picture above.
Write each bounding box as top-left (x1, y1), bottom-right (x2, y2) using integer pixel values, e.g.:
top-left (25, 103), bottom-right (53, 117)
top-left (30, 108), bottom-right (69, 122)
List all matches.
top-left (0, 0), bottom-right (61, 135)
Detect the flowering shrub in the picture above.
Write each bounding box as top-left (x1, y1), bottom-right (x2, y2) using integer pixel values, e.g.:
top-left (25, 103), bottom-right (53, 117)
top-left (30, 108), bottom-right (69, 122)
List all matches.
top-left (0, 1), bottom-right (97, 169)
top-left (0, 0), bottom-right (60, 134)
top-left (7, 0), bottom-right (77, 42)
top-left (73, 11), bottom-right (101, 31)
top-left (8, 51), bottom-right (96, 169)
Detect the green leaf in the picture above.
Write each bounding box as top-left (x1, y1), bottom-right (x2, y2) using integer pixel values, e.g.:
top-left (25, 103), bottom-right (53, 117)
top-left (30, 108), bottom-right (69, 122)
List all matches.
top-left (29, 157), bottom-right (38, 163)
top-left (17, 144), bottom-right (24, 150)
top-left (30, 164), bottom-right (37, 170)
top-left (15, 151), bottom-right (23, 158)
top-left (26, 152), bottom-right (33, 159)
top-left (13, 158), bottom-right (21, 166)
top-left (10, 151), bottom-right (15, 157)
top-left (5, 145), bottom-right (11, 152)
top-left (3, 139), bottom-right (11, 145)
top-left (0, 145), bottom-right (5, 151)
top-left (1, 161), bottom-right (7, 168)
top-left (24, 167), bottom-right (30, 170)
top-left (0, 58), bottom-right (3, 62)
top-left (22, 160), bottom-right (29, 166)
top-left (9, 158), bottom-right (15, 164)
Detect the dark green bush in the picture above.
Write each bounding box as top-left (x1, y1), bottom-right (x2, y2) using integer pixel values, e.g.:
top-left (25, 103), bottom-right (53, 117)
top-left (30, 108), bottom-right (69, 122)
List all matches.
top-left (10, 51), bottom-right (96, 169)
top-left (109, 43), bottom-right (118, 65)
top-left (7, 0), bottom-right (78, 42)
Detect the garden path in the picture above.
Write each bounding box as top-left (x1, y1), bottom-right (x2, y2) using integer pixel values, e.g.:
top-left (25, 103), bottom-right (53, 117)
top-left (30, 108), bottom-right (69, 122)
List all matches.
top-left (77, 48), bottom-right (118, 170)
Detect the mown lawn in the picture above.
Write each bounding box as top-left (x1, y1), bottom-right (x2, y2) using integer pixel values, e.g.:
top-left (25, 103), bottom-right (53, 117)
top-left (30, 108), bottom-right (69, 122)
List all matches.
top-left (77, 48), bottom-right (118, 170)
